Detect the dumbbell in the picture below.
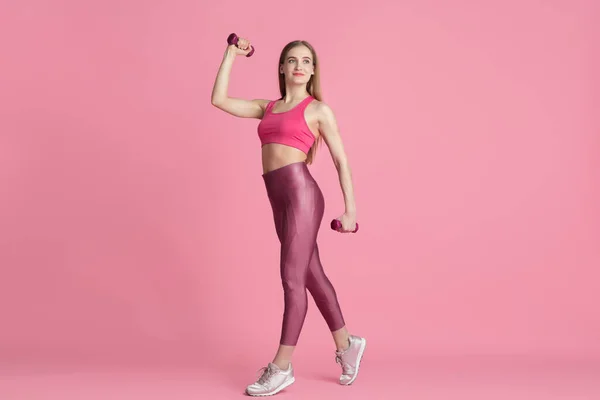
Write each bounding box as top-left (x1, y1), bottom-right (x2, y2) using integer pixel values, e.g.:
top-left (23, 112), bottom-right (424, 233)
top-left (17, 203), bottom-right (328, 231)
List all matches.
top-left (227, 33), bottom-right (255, 57)
top-left (330, 219), bottom-right (359, 233)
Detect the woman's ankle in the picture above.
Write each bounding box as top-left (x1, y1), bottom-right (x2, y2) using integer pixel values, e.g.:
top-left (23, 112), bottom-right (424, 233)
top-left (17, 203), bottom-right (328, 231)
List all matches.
top-left (336, 337), bottom-right (351, 352)
top-left (272, 360), bottom-right (291, 370)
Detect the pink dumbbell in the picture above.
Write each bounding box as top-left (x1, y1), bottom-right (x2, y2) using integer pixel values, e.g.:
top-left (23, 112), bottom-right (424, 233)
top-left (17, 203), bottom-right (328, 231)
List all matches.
top-left (227, 33), bottom-right (255, 57)
top-left (330, 219), bottom-right (359, 233)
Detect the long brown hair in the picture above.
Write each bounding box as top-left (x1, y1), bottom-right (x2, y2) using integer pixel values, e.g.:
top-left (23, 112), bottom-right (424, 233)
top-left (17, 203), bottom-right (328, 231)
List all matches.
top-left (278, 41), bottom-right (323, 165)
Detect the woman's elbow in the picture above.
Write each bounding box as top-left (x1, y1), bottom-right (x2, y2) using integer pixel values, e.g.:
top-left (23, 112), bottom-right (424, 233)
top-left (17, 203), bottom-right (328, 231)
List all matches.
top-left (211, 95), bottom-right (227, 108)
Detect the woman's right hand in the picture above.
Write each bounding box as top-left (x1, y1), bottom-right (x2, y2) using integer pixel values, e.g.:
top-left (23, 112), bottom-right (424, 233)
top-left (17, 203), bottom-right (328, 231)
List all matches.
top-left (227, 37), bottom-right (253, 57)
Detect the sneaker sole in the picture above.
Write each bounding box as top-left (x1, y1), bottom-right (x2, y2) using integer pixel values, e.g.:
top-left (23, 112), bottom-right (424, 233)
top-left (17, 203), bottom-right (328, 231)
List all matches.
top-left (342, 338), bottom-right (366, 386)
top-left (246, 377), bottom-right (295, 397)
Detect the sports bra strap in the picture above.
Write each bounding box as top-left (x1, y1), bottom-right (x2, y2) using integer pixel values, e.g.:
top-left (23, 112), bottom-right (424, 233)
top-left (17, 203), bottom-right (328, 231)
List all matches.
top-left (264, 100), bottom-right (276, 113)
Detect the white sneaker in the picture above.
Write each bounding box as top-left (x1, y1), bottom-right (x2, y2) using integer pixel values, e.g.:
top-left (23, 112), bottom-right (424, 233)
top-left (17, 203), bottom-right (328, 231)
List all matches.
top-left (335, 334), bottom-right (367, 385)
top-left (245, 362), bottom-right (295, 397)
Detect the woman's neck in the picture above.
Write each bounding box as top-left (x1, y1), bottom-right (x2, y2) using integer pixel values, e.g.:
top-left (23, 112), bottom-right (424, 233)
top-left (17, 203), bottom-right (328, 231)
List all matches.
top-left (283, 86), bottom-right (310, 103)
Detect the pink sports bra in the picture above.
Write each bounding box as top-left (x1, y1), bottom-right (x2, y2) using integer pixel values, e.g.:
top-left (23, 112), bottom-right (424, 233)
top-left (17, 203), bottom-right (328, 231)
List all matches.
top-left (257, 96), bottom-right (317, 154)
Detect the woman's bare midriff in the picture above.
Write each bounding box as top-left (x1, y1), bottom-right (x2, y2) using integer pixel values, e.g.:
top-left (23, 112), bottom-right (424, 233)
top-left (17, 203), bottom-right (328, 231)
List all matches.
top-left (261, 143), bottom-right (308, 174)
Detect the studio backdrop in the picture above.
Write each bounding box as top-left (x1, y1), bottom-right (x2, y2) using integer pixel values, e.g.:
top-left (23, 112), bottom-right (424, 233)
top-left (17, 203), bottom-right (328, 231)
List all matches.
top-left (1, 0), bottom-right (598, 370)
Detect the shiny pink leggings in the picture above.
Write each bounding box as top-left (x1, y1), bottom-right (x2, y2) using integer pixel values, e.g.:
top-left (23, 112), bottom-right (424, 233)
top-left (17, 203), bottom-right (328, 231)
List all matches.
top-left (263, 162), bottom-right (346, 346)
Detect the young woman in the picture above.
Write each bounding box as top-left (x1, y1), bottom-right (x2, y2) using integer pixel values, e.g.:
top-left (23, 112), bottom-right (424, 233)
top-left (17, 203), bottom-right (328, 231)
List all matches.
top-left (211, 35), bottom-right (366, 397)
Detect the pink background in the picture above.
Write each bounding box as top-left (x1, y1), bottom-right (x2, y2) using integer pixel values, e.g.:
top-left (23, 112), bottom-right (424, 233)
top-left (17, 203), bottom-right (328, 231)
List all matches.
top-left (1, 0), bottom-right (599, 398)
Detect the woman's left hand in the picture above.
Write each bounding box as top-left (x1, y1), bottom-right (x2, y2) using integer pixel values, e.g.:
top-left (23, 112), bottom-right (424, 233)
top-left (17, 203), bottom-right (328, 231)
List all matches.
top-left (335, 212), bottom-right (357, 233)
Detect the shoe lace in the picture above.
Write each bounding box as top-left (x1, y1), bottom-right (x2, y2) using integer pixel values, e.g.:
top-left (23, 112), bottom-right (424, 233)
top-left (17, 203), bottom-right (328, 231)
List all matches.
top-left (335, 355), bottom-right (351, 375)
top-left (256, 365), bottom-right (276, 386)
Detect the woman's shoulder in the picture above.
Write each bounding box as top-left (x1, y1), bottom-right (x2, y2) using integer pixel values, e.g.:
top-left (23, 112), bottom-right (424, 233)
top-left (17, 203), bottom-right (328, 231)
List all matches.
top-left (308, 99), bottom-right (336, 120)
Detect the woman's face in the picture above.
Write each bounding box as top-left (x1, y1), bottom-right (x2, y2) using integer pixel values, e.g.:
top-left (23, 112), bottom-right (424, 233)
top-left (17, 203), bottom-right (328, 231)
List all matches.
top-left (280, 45), bottom-right (314, 85)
